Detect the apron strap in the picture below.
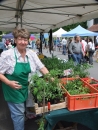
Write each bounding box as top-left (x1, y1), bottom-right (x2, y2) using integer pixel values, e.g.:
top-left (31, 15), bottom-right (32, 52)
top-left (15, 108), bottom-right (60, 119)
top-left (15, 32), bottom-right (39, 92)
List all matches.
top-left (14, 48), bottom-right (29, 62)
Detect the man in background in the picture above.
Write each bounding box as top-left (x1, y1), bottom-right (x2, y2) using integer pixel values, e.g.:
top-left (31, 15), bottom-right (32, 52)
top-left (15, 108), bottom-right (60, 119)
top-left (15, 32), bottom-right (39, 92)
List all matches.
top-left (61, 37), bottom-right (67, 55)
top-left (69, 35), bottom-right (84, 64)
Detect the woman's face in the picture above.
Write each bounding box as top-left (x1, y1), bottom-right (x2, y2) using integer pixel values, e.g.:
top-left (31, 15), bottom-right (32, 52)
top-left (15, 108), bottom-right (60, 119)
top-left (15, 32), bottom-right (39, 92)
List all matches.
top-left (15, 37), bottom-right (29, 50)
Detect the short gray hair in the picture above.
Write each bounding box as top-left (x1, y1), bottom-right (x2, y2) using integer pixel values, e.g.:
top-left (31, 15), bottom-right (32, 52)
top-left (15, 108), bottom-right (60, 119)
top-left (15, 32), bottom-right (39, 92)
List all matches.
top-left (13, 28), bottom-right (30, 39)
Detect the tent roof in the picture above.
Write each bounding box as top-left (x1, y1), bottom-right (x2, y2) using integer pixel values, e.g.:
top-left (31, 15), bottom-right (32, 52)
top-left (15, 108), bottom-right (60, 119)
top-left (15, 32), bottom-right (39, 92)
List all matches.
top-left (2, 33), bottom-right (14, 39)
top-left (0, 0), bottom-right (98, 32)
top-left (62, 25), bottom-right (98, 37)
top-left (53, 28), bottom-right (67, 37)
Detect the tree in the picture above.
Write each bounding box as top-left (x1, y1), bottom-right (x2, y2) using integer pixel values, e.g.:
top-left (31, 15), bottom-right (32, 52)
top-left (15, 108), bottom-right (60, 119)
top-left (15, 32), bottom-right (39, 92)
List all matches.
top-left (62, 21), bottom-right (87, 31)
top-left (53, 21), bottom-right (87, 32)
top-left (0, 31), bottom-right (2, 35)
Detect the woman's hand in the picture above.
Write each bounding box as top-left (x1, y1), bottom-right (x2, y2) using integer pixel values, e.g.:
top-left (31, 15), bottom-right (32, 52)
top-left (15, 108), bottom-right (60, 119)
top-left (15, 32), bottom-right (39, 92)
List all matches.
top-left (8, 81), bottom-right (22, 89)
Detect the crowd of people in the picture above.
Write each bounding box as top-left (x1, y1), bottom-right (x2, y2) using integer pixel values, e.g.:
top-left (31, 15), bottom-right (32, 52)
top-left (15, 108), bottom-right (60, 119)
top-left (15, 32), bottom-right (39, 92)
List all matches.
top-left (52, 36), bottom-right (97, 65)
top-left (1, 33), bottom-right (98, 66)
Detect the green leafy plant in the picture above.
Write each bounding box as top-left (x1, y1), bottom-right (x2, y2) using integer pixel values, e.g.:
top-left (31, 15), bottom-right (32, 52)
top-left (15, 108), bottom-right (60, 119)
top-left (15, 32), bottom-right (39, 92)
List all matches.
top-left (41, 57), bottom-right (91, 78)
top-left (41, 57), bottom-right (75, 77)
top-left (64, 79), bottom-right (90, 95)
top-left (38, 117), bottom-right (45, 130)
top-left (72, 63), bottom-right (91, 78)
top-left (30, 70), bottom-right (64, 105)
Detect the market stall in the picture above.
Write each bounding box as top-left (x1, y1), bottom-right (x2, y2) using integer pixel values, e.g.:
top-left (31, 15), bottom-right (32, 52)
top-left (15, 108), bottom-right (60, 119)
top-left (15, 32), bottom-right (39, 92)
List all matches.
top-left (28, 57), bottom-right (98, 130)
top-left (45, 108), bottom-right (98, 130)
top-left (62, 25), bottom-right (98, 37)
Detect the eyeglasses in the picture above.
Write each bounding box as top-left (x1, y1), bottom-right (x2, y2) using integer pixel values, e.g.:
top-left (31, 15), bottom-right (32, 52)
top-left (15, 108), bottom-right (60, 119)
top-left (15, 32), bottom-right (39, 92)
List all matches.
top-left (17, 38), bottom-right (28, 42)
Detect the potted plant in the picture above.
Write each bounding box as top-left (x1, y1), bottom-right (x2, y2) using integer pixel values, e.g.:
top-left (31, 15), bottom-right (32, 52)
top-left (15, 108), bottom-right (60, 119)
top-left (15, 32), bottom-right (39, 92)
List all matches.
top-left (30, 70), bottom-right (64, 107)
top-left (63, 79), bottom-right (90, 95)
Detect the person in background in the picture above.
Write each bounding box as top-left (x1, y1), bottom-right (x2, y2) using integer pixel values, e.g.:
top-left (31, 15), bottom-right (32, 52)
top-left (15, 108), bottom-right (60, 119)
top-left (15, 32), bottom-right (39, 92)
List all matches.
top-left (27, 39), bottom-right (32, 49)
top-left (32, 40), bottom-right (36, 50)
top-left (81, 37), bottom-right (88, 62)
top-left (66, 38), bottom-right (72, 60)
top-left (5, 39), bottom-right (10, 49)
top-left (43, 38), bottom-right (47, 49)
top-left (0, 28), bottom-right (49, 130)
top-left (7, 42), bottom-right (13, 49)
top-left (81, 37), bottom-right (87, 53)
top-left (87, 37), bottom-right (95, 65)
top-left (57, 37), bottom-right (61, 51)
top-left (61, 37), bottom-right (67, 55)
top-left (80, 37), bottom-right (86, 63)
top-left (56, 37), bottom-right (60, 45)
top-left (36, 38), bottom-right (41, 52)
top-left (69, 35), bottom-right (85, 64)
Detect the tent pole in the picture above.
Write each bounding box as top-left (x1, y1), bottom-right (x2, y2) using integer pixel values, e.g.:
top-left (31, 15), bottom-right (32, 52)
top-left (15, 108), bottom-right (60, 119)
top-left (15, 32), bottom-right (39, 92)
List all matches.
top-left (49, 29), bottom-right (53, 56)
top-left (20, 0), bottom-right (27, 28)
top-left (40, 33), bottom-right (43, 53)
top-left (16, 15), bottom-right (18, 27)
top-left (20, 12), bottom-right (22, 28)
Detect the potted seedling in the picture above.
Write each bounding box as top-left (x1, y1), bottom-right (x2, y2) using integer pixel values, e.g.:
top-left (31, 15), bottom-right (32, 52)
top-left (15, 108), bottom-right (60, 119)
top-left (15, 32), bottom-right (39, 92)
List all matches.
top-left (29, 71), bottom-right (65, 130)
top-left (63, 79), bottom-right (90, 95)
top-left (30, 70), bottom-right (64, 106)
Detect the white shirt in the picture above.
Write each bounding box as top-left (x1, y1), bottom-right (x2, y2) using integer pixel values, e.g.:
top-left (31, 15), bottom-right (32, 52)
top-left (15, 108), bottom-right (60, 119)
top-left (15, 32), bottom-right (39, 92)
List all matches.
top-left (7, 44), bottom-right (13, 49)
top-left (27, 41), bottom-right (32, 48)
top-left (88, 42), bottom-right (95, 50)
top-left (61, 38), bottom-right (67, 45)
top-left (0, 47), bottom-right (44, 75)
top-left (82, 40), bottom-right (87, 52)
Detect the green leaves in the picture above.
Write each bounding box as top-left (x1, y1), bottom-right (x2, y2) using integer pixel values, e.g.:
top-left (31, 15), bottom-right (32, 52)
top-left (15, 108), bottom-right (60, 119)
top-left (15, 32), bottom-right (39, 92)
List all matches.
top-left (64, 79), bottom-right (90, 95)
top-left (73, 63), bottom-right (91, 78)
top-left (41, 57), bottom-right (91, 78)
top-left (30, 71), bottom-right (64, 104)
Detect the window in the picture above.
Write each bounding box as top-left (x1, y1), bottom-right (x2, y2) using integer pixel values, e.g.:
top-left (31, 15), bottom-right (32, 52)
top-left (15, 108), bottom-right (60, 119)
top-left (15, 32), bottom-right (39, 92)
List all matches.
top-left (94, 18), bottom-right (98, 24)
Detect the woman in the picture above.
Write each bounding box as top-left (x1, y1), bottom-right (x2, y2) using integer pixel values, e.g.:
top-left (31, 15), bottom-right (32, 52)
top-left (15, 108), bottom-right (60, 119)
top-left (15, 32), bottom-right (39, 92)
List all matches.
top-left (0, 28), bottom-right (49, 130)
top-left (87, 37), bottom-right (95, 65)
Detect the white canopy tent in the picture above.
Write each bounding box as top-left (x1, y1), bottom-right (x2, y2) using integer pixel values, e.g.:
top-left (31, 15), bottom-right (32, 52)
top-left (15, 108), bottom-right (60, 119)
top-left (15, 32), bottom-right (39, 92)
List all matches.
top-left (0, 0), bottom-right (98, 32)
top-left (53, 28), bottom-right (67, 37)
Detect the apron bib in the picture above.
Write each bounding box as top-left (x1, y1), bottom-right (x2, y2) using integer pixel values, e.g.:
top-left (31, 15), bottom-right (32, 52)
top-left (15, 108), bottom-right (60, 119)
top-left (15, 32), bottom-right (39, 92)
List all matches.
top-left (2, 49), bottom-right (31, 103)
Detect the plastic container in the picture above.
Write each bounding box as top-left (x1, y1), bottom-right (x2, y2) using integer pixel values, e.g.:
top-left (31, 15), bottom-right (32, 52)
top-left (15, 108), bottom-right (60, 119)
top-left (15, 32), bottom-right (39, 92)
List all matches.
top-left (81, 77), bottom-right (98, 86)
top-left (60, 77), bottom-right (75, 84)
top-left (61, 78), bottom-right (98, 111)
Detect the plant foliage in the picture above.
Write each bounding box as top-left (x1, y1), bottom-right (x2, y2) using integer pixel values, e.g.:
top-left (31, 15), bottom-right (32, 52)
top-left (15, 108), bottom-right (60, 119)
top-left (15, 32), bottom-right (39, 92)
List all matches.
top-left (64, 79), bottom-right (90, 95)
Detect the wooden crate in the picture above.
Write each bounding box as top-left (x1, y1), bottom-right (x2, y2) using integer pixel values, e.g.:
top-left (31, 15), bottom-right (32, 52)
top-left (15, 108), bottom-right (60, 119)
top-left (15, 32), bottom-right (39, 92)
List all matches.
top-left (34, 99), bottom-right (66, 115)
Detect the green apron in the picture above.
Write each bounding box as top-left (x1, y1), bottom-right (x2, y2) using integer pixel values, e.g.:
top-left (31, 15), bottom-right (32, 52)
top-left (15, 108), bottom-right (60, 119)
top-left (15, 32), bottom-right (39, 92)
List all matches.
top-left (2, 49), bottom-right (31, 103)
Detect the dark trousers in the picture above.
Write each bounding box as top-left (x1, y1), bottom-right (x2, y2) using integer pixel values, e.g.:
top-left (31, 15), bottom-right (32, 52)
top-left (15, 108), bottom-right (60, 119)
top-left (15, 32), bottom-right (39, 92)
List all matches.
top-left (62, 45), bottom-right (66, 55)
top-left (88, 50), bottom-right (94, 64)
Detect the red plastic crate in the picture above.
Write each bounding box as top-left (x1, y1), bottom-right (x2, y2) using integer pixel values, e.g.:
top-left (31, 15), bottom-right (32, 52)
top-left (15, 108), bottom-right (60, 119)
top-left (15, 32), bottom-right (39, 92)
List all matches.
top-left (81, 77), bottom-right (98, 86)
top-left (60, 77), bottom-right (75, 84)
top-left (61, 78), bottom-right (98, 111)
top-left (89, 84), bottom-right (98, 108)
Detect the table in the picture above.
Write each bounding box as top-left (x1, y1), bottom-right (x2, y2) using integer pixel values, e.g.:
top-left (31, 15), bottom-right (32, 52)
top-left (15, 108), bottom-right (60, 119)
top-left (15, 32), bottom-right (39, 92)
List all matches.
top-left (45, 108), bottom-right (98, 130)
